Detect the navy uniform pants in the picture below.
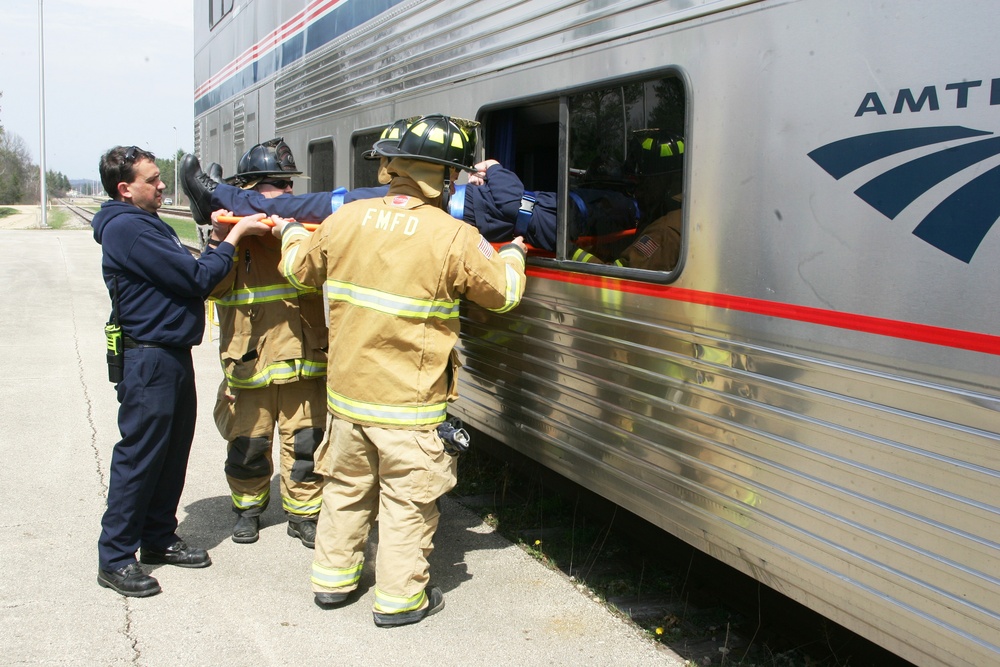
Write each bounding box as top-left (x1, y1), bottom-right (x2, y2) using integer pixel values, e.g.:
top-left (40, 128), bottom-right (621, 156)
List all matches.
top-left (98, 346), bottom-right (196, 571)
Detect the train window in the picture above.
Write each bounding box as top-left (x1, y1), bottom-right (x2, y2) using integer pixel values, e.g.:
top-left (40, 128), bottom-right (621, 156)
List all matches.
top-left (210, 0), bottom-right (234, 29)
top-left (481, 75), bottom-right (685, 277)
top-left (567, 77), bottom-right (686, 273)
top-left (352, 130), bottom-right (383, 189)
top-left (308, 140), bottom-right (335, 194)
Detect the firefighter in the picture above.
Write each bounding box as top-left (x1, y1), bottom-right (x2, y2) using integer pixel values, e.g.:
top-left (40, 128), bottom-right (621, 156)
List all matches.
top-left (207, 139), bottom-right (328, 547)
top-left (270, 114), bottom-right (527, 626)
top-left (618, 131), bottom-right (684, 271)
top-left (573, 131), bottom-right (685, 271)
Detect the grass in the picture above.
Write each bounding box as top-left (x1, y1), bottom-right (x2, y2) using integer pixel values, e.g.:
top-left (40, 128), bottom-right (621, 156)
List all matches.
top-left (161, 216), bottom-right (200, 245)
top-left (45, 208), bottom-right (71, 229)
top-left (0, 207), bottom-right (17, 219)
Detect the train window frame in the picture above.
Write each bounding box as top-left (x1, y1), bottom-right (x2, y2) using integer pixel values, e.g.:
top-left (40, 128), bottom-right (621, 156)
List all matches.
top-left (307, 138), bottom-right (335, 195)
top-left (479, 69), bottom-right (689, 285)
top-left (209, 0), bottom-right (235, 29)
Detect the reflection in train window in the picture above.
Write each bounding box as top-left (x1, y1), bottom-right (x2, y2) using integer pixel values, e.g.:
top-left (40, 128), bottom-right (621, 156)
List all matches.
top-left (482, 75), bottom-right (685, 275)
top-left (568, 77), bottom-right (686, 273)
top-left (308, 140), bottom-right (334, 194)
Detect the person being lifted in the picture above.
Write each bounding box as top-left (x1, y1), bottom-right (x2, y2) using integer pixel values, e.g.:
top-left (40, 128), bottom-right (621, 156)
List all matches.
top-left (180, 119), bottom-right (558, 251)
top-left (207, 138), bottom-right (328, 548)
top-left (270, 114), bottom-right (527, 627)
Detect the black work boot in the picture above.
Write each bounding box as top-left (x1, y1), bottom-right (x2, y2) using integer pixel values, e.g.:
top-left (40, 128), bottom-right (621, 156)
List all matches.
top-left (139, 539), bottom-right (212, 568)
top-left (180, 153), bottom-right (218, 225)
top-left (373, 585), bottom-right (445, 628)
top-left (207, 162), bottom-right (224, 184)
top-left (232, 514), bottom-right (260, 544)
top-left (287, 520), bottom-right (317, 548)
top-left (98, 562), bottom-right (161, 598)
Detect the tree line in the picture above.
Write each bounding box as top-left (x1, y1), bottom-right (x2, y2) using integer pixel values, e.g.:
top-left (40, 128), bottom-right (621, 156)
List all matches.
top-left (1, 92), bottom-right (73, 204)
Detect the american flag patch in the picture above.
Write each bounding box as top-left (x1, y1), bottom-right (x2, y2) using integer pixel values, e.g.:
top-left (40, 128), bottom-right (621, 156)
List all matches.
top-left (632, 235), bottom-right (659, 258)
top-left (478, 236), bottom-right (495, 259)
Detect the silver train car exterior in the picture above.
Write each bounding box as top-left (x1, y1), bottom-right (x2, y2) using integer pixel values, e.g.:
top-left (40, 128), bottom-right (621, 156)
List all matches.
top-left (193, 2), bottom-right (1000, 665)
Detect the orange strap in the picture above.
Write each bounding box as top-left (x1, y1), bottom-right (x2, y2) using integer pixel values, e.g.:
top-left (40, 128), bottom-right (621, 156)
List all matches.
top-left (216, 215), bottom-right (319, 231)
top-left (576, 227), bottom-right (637, 246)
top-left (218, 215), bottom-right (555, 255)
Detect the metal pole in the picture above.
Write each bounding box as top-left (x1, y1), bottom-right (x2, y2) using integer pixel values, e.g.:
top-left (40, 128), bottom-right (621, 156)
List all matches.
top-left (38, 0), bottom-right (47, 227)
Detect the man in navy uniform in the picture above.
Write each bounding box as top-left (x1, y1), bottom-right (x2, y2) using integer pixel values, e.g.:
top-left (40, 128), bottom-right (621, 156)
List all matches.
top-left (92, 145), bottom-right (269, 597)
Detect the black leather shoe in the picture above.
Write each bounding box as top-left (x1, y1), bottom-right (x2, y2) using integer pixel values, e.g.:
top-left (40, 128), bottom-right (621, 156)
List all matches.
top-left (287, 520), bottom-right (317, 548)
top-left (139, 539), bottom-right (212, 568)
top-left (207, 162), bottom-right (224, 184)
top-left (232, 514), bottom-right (260, 544)
top-left (373, 585), bottom-right (445, 628)
top-left (98, 562), bottom-right (161, 598)
top-left (180, 154), bottom-right (218, 226)
top-left (314, 590), bottom-right (350, 608)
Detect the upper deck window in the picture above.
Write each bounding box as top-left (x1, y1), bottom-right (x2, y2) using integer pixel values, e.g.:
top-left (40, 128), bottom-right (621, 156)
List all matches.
top-left (210, 0), bottom-right (234, 29)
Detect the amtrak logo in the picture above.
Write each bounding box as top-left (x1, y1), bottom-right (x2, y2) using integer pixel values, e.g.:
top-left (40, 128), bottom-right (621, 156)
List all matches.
top-left (808, 126), bottom-right (1000, 263)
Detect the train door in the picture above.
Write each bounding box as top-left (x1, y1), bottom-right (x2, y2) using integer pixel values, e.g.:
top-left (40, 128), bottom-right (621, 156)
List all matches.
top-left (234, 91), bottom-right (259, 168)
top-left (203, 109), bottom-right (222, 170)
top-left (220, 103), bottom-right (236, 175)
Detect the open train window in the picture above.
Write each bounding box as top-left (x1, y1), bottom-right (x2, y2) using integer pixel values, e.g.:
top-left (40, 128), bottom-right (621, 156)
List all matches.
top-left (308, 140), bottom-right (334, 194)
top-left (481, 74), bottom-right (686, 278)
top-left (209, 0), bottom-right (234, 29)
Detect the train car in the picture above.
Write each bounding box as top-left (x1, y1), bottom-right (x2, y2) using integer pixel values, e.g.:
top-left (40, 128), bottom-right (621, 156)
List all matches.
top-left (193, 2), bottom-right (1000, 665)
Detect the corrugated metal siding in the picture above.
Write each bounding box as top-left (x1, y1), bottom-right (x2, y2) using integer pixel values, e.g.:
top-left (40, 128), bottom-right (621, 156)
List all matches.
top-left (273, 0), bottom-right (756, 129)
top-left (454, 282), bottom-right (1000, 667)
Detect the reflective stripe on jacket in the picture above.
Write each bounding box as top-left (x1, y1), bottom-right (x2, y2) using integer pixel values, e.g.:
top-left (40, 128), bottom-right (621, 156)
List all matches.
top-left (279, 180), bottom-right (526, 428)
top-left (210, 234), bottom-right (328, 389)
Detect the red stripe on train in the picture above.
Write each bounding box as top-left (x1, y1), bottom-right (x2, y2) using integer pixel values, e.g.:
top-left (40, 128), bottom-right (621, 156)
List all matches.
top-left (526, 266), bottom-right (1000, 356)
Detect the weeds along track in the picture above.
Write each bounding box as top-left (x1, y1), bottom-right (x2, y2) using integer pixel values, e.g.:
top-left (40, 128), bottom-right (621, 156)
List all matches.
top-left (448, 430), bottom-right (915, 667)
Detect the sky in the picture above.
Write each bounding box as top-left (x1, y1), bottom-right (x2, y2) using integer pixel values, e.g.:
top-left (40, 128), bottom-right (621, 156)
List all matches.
top-left (2, 0), bottom-right (194, 182)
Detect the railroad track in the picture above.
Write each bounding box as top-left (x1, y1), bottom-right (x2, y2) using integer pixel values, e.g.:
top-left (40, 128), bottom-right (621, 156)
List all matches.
top-left (56, 199), bottom-right (202, 255)
top-left (450, 432), bottom-right (915, 667)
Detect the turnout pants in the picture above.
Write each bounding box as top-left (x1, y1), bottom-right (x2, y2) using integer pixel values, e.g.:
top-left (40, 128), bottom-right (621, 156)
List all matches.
top-left (98, 346), bottom-right (196, 571)
top-left (214, 378), bottom-right (325, 522)
top-left (311, 418), bottom-right (458, 615)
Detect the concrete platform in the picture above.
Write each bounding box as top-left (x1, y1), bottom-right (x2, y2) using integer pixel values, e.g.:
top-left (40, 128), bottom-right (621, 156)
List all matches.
top-left (0, 229), bottom-right (684, 666)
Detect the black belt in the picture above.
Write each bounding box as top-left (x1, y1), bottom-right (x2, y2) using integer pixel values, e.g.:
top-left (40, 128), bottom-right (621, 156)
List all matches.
top-left (123, 337), bottom-right (164, 349)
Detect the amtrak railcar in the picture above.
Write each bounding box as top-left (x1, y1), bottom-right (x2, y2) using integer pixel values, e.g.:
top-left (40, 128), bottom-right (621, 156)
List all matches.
top-left (193, 2), bottom-right (1000, 665)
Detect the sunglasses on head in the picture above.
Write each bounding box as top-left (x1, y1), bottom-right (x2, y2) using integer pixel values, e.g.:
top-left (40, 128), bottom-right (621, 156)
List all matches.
top-left (260, 178), bottom-right (293, 189)
top-left (120, 145), bottom-right (153, 168)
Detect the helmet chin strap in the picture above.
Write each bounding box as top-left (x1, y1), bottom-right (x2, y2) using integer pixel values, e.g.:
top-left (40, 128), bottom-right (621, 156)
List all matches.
top-left (440, 166), bottom-right (451, 212)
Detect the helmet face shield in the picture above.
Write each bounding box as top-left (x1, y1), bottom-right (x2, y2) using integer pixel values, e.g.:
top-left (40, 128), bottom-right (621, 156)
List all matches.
top-left (376, 114), bottom-right (478, 172)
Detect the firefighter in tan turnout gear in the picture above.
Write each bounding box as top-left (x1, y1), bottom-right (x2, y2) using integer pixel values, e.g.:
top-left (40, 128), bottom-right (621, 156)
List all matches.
top-left (271, 114), bottom-right (527, 626)
top-left (208, 139), bottom-right (327, 547)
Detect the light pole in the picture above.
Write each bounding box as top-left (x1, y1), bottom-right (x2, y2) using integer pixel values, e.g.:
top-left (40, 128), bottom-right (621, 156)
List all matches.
top-left (38, 0), bottom-right (47, 227)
